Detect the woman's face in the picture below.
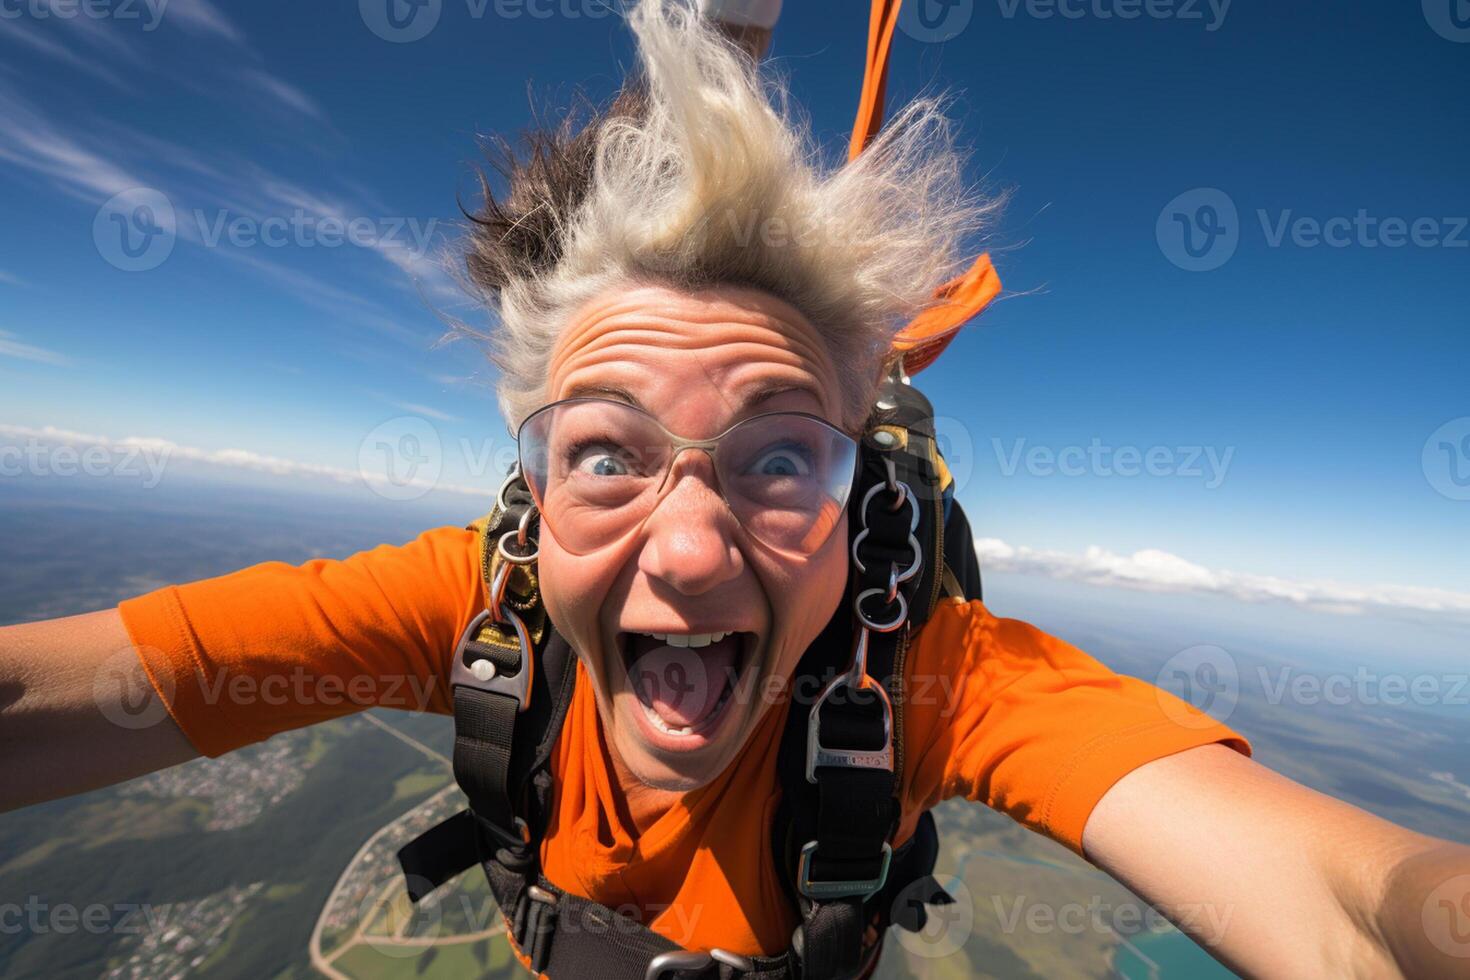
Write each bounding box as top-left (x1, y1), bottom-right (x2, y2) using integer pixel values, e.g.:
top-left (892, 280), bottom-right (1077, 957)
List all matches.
top-left (536, 283), bottom-right (852, 791)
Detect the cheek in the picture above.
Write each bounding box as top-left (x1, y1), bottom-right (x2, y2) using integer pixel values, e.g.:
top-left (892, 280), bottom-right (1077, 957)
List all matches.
top-left (764, 518), bottom-right (849, 669)
top-left (537, 535), bottom-right (614, 651)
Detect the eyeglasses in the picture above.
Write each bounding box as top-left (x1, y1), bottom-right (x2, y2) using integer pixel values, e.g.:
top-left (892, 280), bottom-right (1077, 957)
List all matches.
top-left (516, 397), bottom-right (859, 557)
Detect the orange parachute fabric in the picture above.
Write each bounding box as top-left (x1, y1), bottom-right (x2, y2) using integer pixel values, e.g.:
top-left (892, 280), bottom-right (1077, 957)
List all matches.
top-left (851, 0), bottom-right (1000, 375)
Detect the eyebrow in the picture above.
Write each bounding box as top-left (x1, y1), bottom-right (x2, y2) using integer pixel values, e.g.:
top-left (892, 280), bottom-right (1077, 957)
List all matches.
top-left (561, 380), bottom-right (824, 417)
top-left (561, 383), bottom-right (644, 409)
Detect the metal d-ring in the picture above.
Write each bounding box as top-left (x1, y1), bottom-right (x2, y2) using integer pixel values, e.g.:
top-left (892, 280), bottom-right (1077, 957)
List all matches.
top-left (514, 504), bottom-right (535, 547)
top-left (855, 587), bottom-right (908, 633)
top-left (850, 529), bottom-right (923, 585)
top-left (498, 526), bottom-right (539, 565)
top-left (495, 464), bottom-right (522, 512)
top-left (858, 481), bottom-right (918, 534)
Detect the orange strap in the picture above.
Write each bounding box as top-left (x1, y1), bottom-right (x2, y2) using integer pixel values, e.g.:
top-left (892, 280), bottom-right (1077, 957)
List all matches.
top-left (851, 0), bottom-right (1000, 375)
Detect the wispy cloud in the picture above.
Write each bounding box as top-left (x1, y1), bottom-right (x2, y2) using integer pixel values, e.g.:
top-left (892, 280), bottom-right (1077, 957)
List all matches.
top-left (238, 68), bottom-right (326, 122)
top-left (0, 423), bottom-right (492, 499)
top-left (0, 84), bottom-right (149, 202)
top-left (165, 0), bottom-right (246, 44)
top-left (0, 270), bottom-right (28, 288)
top-left (0, 18), bottom-right (132, 88)
top-left (0, 331), bottom-right (71, 366)
top-left (392, 402), bottom-right (462, 423)
top-left (976, 538), bottom-right (1470, 621)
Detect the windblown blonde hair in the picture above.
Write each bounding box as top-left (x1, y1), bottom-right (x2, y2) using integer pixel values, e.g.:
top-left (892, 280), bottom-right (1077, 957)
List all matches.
top-left (466, 0), bottom-right (992, 431)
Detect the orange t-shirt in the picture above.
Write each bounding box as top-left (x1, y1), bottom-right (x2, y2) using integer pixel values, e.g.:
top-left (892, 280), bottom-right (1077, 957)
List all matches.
top-left (118, 526), bottom-right (1249, 959)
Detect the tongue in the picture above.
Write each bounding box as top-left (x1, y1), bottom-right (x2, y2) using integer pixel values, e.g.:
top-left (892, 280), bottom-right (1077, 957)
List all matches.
top-left (628, 635), bottom-right (739, 728)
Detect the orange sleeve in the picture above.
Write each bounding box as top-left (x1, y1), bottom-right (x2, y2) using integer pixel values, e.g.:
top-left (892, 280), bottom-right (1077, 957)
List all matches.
top-left (116, 526), bottom-right (483, 758)
top-left (901, 598), bottom-right (1251, 857)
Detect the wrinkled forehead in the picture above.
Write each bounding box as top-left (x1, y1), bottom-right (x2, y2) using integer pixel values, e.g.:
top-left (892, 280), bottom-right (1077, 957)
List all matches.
top-left (546, 284), bottom-right (843, 436)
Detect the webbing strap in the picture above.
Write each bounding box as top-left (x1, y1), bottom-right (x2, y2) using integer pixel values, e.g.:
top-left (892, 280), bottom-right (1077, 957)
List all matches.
top-left (452, 685), bottom-right (522, 839)
top-left (481, 860), bottom-right (798, 980)
top-left (849, 0), bottom-right (903, 160)
top-left (850, 0), bottom-right (1002, 374)
top-left (797, 900), bottom-right (871, 980)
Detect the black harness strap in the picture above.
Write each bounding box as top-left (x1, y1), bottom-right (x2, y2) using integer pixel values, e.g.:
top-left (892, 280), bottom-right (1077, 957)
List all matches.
top-left (776, 375), bottom-right (952, 980)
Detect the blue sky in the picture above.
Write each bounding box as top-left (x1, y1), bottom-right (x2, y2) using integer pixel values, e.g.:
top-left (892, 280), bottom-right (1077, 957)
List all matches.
top-left (2, 1), bottom-right (1468, 622)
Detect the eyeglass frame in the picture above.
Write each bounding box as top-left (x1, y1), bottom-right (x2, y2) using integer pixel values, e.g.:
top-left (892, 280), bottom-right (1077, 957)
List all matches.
top-left (513, 395), bottom-right (862, 548)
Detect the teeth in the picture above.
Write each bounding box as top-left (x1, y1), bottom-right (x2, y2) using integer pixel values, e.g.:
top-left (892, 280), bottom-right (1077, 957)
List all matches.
top-left (645, 631), bottom-right (731, 649)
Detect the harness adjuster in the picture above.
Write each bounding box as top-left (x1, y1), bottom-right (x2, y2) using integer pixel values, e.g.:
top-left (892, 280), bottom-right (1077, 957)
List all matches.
top-left (804, 629), bottom-right (895, 784)
top-left (451, 607), bottom-right (534, 711)
top-left (645, 948), bottom-right (755, 980)
top-left (515, 884), bottom-right (558, 974)
top-left (796, 840), bottom-right (893, 900)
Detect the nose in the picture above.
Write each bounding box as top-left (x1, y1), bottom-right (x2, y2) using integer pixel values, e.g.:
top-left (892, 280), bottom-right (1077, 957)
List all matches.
top-left (636, 452), bottom-right (744, 596)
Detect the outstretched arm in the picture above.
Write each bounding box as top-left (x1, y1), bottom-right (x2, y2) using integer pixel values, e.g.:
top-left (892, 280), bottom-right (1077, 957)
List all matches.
top-left (1084, 743), bottom-right (1470, 978)
top-left (0, 608), bottom-right (197, 813)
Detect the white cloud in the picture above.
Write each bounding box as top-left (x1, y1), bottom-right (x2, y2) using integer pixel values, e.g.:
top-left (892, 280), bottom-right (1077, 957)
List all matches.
top-left (976, 538), bottom-right (1470, 621)
top-left (0, 331), bottom-right (70, 366)
top-left (164, 0), bottom-right (246, 43)
top-left (393, 402), bottom-right (463, 423)
top-left (0, 423), bottom-right (492, 499)
top-left (238, 68), bottom-right (327, 122)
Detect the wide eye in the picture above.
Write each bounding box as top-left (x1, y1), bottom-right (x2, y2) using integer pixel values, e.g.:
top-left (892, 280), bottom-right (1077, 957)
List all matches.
top-left (747, 444), bottom-right (813, 478)
top-left (574, 448), bottom-right (631, 477)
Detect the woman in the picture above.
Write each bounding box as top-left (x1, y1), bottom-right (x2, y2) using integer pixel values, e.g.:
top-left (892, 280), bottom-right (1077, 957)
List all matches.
top-left (2, 2), bottom-right (1467, 977)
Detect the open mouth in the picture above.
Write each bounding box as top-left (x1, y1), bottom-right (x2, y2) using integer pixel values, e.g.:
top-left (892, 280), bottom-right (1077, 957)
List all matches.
top-left (617, 630), bottom-right (756, 744)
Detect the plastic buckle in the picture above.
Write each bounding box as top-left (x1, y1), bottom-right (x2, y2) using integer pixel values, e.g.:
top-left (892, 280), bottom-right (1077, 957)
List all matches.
top-left (796, 840), bottom-right (893, 900)
top-left (451, 606), bottom-right (534, 712)
top-left (805, 629), bottom-right (894, 784)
